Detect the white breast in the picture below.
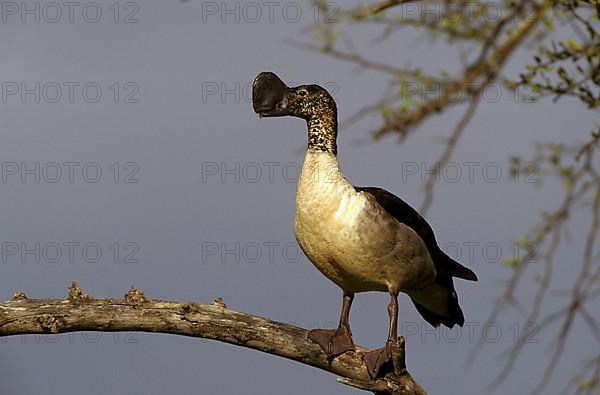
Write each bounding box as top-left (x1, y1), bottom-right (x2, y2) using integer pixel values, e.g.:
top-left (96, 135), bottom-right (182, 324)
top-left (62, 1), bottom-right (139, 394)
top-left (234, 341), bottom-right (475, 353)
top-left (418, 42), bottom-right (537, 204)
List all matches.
top-left (294, 150), bottom-right (436, 294)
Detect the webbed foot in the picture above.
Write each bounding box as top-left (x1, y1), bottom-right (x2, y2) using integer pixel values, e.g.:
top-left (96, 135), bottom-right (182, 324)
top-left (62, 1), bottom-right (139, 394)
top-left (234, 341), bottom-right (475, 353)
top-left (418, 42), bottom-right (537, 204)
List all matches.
top-left (308, 325), bottom-right (355, 359)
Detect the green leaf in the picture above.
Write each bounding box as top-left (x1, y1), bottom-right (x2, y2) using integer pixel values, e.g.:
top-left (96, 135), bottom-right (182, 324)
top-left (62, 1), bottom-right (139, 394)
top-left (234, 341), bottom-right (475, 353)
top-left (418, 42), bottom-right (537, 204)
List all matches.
top-left (563, 39), bottom-right (581, 52)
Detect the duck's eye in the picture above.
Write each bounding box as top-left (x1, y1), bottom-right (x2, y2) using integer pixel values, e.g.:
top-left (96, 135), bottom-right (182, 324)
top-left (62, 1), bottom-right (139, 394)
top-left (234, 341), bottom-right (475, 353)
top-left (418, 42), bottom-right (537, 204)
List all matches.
top-left (298, 90), bottom-right (307, 97)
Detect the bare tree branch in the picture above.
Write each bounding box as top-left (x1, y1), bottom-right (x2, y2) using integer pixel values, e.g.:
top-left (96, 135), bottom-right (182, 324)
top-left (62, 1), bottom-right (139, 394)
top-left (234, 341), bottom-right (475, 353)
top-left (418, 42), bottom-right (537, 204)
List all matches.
top-left (0, 283), bottom-right (427, 395)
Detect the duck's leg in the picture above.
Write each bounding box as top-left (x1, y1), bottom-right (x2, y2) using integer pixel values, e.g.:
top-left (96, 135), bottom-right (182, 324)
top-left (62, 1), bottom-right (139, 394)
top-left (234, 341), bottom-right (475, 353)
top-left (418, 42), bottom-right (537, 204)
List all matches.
top-left (308, 293), bottom-right (355, 359)
top-left (364, 291), bottom-right (399, 379)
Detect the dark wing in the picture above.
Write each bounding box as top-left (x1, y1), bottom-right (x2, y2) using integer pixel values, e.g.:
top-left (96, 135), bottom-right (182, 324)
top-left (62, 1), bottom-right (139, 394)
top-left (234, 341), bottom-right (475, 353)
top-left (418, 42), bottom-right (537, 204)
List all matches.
top-left (355, 186), bottom-right (478, 328)
top-left (355, 186), bottom-right (438, 251)
top-left (354, 186), bottom-right (477, 282)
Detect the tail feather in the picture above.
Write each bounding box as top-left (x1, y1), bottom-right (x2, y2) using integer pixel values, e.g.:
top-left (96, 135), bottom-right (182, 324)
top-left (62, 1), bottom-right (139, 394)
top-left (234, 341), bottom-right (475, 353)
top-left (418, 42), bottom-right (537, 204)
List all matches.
top-left (409, 248), bottom-right (476, 328)
top-left (412, 298), bottom-right (464, 328)
top-left (409, 284), bottom-right (465, 328)
top-left (441, 253), bottom-right (478, 281)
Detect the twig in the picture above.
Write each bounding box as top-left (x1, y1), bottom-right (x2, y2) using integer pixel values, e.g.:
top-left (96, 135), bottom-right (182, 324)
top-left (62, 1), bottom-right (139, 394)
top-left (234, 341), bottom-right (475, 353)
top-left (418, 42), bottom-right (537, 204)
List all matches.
top-left (419, 86), bottom-right (483, 214)
top-left (351, 0), bottom-right (420, 19)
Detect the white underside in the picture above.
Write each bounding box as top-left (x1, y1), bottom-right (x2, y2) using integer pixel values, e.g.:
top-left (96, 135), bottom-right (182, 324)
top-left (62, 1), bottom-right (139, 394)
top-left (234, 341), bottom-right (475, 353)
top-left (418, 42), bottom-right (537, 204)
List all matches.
top-left (294, 150), bottom-right (437, 294)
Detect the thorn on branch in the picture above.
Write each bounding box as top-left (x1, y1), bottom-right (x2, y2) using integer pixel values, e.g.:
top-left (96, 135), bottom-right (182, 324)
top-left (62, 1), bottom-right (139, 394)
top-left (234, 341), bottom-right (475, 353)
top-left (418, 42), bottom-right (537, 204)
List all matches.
top-left (124, 287), bottom-right (147, 306)
top-left (68, 281), bottom-right (91, 302)
top-left (210, 298), bottom-right (227, 309)
top-left (11, 292), bottom-right (28, 301)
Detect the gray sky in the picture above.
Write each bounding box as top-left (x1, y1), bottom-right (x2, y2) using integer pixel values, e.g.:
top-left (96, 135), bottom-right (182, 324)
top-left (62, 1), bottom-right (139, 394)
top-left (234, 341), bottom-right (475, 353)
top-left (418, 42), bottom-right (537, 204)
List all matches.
top-left (1, 1), bottom-right (597, 394)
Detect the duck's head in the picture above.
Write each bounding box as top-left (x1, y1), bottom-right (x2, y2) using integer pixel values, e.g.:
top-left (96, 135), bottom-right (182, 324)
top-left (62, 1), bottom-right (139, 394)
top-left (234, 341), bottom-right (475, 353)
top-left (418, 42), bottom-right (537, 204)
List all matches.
top-left (252, 72), bottom-right (336, 120)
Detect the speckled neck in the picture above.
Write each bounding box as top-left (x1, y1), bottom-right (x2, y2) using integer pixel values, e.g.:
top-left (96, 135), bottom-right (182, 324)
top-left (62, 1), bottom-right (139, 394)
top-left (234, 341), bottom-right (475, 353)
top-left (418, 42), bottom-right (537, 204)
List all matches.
top-left (307, 108), bottom-right (337, 155)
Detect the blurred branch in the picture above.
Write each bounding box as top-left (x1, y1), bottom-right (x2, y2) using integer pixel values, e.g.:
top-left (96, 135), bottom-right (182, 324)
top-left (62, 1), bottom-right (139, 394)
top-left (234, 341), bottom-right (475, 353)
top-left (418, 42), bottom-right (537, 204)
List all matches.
top-left (312, 1), bottom-right (550, 215)
top-left (562, 355), bottom-right (600, 395)
top-left (470, 128), bottom-right (600, 395)
top-left (419, 85), bottom-right (485, 214)
top-left (299, 1), bottom-right (547, 140)
top-left (285, 40), bottom-right (434, 80)
top-left (372, 1), bottom-right (549, 139)
top-left (357, 16), bottom-right (489, 42)
top-left (0, 282), bottom-right (427, 395)
top-left (351, 0), bottom-right (421, 19)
